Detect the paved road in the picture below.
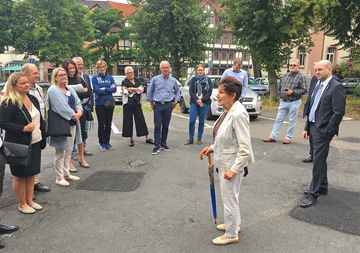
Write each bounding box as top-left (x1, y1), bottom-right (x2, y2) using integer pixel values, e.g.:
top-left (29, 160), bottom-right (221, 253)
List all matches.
top-left (1, 105), bottom-right (359, 253)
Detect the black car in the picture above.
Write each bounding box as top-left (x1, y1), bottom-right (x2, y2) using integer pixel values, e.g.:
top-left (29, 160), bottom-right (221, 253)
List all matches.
top-left (137, 77), bottom-right (151, 93)
top-left (38, 81), bottom-right (51, 90)
top-left (341, 78), bottom-right (360, 94)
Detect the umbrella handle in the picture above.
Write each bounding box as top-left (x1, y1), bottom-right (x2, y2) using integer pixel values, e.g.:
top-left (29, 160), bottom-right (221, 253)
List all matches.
top-left (200, 149), bottom-right (212, 165)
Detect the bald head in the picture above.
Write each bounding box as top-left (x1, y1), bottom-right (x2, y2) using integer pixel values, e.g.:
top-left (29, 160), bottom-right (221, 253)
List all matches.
top-left (314, 60), bottom-right (332, 82)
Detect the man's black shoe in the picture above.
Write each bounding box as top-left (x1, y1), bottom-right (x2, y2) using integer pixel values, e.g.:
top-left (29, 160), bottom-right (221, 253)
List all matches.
top-left (0, 224), bottom-right (19, 234)
top-left (303, 190), bottom-right (328, 195)
top-left (300, 195), bottom-right (317, 208)
top-left (302, 156), bottom-right (313, 163)
top-left (34, 182), bottom-right (51, 192)
top-left (0, 241), bottom-right (5, 248)
top-left (146, 139), bottom-right (154, 144)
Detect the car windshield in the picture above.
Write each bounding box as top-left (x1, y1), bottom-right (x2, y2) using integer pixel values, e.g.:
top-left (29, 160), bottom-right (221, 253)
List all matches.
top-left (113, 76), bottom-right (126, 86)
top-left (248, 78), bottom-right (258, 84)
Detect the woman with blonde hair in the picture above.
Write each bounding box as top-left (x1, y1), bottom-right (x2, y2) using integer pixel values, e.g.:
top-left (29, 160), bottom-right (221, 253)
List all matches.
top-left (47, 67), bottom-right (82, 186)
top-left (0, 72), bottom-right (46, 213)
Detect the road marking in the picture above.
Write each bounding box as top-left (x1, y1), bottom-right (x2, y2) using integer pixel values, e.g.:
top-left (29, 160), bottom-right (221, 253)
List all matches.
top-left (342, 116), bottom-right (354, 121)
top-left (111, 122), bottom-right (122, 134)
top-left (258, 116), bottom-right (289, 124)
top-left (172, 112), bottom-right (213, 128)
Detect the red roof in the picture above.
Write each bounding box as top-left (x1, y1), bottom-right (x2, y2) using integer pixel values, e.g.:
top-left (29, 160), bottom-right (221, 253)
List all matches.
top-left (107, 2), bottom-right (136, 18)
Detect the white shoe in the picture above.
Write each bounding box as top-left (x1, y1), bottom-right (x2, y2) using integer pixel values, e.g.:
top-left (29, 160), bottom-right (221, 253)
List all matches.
top-left (212, 235), bottom-right (239, 245)
top-left (55, 179), bottom-right (70, 186)
top-left (216, 224), bottom-right (241, 233)
top-left (65, 175), bottom-right (80, 181)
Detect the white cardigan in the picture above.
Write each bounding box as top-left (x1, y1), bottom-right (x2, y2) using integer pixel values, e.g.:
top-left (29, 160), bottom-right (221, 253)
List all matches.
top-left (210, 101), bottom-right (255, 174)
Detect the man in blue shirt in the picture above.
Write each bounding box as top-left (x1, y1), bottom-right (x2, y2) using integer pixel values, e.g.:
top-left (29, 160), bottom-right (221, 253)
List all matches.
top-left (221, 58), bottom-right (248, 103)
top-left (147, 61), bottom-right (180, 155)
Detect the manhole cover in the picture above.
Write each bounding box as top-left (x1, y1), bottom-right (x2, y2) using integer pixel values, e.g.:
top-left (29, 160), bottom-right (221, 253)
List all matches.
top-left (77, 171), bottom-right (144, 192)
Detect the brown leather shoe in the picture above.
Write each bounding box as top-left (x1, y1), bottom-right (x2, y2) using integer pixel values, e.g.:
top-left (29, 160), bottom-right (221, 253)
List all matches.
top-left (34, 182), bottom-right (51, 192)
top-left (197, 139), bottom-right (202, 145)
top-left (283, 139), bottom-right (290, 144)
top-left (263, 137), bottom-right (276, 142)
top-left (184, 139), bottom-right (194, 145)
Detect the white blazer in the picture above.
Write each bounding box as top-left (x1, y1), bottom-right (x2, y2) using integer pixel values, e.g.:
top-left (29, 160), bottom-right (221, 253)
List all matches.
top-left (210, 101), bottom-right (255, 174)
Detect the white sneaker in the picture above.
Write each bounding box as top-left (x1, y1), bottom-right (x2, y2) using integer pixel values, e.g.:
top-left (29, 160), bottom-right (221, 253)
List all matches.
top-left (55, 179), bottom-right (70, 186)
top-left (65, 175), bottom-right (80, 181)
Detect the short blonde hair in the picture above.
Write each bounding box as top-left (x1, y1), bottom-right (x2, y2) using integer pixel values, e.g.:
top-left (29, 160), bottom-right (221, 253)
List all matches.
top-left (125, 66), bottom-right (134, 74)
top-left (96, 60), bottom-right (107, 69)
top-left (160, 61), bottom-right (170, 69)
top-left (51, 67), bottom-right (68, 87)
top-left (1, 72), bottom-right (27, 108)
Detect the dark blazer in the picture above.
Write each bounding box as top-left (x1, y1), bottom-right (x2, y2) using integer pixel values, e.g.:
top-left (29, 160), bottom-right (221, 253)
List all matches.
top-left (82, 73), bottom-right (94, 111)
top-left (189, 76), bottom-right (213, 105)
top-left (0, 94), bottom-right (46, 149)
top-left (304, 77), bottom-right (346, 137)
top-left (303, 75), bottom-right (342, 118)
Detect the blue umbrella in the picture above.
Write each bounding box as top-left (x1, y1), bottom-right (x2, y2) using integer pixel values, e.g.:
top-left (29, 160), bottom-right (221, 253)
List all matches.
top-left (200, 149), bottom-right (217, 224)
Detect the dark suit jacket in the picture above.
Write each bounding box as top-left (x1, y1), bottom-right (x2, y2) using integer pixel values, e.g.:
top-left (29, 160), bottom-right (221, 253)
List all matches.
top-left (0, 94), bottom-right (46, 149)
top-left (303, 75), bottom-right (342, 118)
top-left (82, 73), bottom-right (94, 111)
top-left (304, 77), bottom-right (346, 138)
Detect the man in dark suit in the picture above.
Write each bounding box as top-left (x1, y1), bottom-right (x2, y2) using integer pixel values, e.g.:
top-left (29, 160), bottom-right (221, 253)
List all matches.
top-left (301, 60), bottom-right (346, 208)
top-left (302, 70), bottom-right (342, 163)
top-left (72, 57), bottom-right (94, 157)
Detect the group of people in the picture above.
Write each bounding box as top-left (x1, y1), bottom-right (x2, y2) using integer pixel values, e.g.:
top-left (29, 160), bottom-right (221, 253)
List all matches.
top-left (0, 57), bottom-right (346, 247)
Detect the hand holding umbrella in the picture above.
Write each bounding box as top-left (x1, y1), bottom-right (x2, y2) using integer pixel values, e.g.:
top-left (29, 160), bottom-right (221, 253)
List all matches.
top-left (200, 148), bottom-right (217, 224)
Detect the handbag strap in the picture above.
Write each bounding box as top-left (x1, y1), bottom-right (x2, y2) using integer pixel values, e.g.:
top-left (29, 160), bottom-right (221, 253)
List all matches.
top-left (20, 107), bottom-right (31, 124)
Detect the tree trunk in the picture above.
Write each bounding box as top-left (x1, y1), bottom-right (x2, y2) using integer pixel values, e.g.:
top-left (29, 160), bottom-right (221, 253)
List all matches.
top-left (252, 58), bottom-right (262, 78)
top-left (268, 70), bottom-right (278, 98)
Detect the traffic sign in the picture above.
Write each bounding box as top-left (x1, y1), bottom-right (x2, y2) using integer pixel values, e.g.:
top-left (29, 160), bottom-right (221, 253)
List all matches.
top-left (29, 58), bottom-right (35, 64)
top-left (349, 58), bottom-right (354, 64)
top-left (348, 64), bottom-right (353, 68)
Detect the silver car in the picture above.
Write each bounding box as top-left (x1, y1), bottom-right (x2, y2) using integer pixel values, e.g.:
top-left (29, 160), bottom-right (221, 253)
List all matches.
top-left (180, 75), bottom-right (262, 120)
top-left (112, 75), bottom-right (126, 104)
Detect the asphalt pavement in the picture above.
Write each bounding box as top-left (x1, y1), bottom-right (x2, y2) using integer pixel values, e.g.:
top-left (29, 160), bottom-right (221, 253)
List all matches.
top-left (0, 104), bottom-right (359, 253)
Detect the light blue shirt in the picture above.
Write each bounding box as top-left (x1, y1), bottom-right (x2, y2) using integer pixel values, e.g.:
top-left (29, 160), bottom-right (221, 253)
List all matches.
top-left (147, 74), bottom-right (180, 102)
top-left (221, 67), bottom-right (248, 98)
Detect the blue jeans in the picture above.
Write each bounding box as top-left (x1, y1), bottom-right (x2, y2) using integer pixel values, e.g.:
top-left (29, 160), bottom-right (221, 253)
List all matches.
top-left (153, 102), bottom-right (173, 149)
top-left (189, 103), bottom-right (209, 140)
top-left (270, 99), bottom-right (301, 140)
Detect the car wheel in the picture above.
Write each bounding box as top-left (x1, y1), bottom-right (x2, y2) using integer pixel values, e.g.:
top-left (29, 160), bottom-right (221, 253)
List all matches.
top-left (250, 115), bottom-right (258, 120)
top-left (180, 98), bottom-right (188, 113)
top-left (205, 106), bottom-right (215, 120)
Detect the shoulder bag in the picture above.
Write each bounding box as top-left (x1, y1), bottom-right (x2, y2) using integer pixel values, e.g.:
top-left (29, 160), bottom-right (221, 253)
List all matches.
top-left (47, 94), bottom-right (72, 137)
top-left (2, 108), bottom-right (32, 167)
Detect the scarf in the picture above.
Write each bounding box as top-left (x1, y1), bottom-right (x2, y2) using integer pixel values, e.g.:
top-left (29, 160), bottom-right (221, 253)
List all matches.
top-left (195, 73), bottom-right (209, 96)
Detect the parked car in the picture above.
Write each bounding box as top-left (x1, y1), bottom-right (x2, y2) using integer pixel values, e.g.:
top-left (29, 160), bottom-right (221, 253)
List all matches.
top-left (248, 78), bottom-right (269, 95)
top-left (137, 77), bottom-right (151, 93)
top-left (341, 78), bottom-right (360, 94)
top-left (255, 77), bottom-right (280, 86)
top-left (112, 75), bottom-right (126, 104)
top-left (1, 81), bottom-right (50, 99)
top-left (180, 75), bottom-right (262, 120)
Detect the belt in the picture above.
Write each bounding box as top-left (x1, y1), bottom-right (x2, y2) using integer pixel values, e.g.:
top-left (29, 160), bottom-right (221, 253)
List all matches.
top-left (154, 101), bottom-right (171, 104)
top-left (283, 99), bottom-right (297, 102)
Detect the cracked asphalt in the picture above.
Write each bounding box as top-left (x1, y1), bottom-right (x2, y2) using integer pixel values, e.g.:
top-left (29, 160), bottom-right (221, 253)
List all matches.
top-left (0, 106), bottom-right (359, 253)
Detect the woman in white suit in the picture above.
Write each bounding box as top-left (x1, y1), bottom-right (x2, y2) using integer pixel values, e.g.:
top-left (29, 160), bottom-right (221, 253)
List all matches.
top-left (204, 76), bottom-right (255, 245)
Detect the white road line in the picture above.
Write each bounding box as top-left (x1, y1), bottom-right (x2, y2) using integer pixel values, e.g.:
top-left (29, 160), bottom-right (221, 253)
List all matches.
top-left (258, 116), bottom-right (289, 124)
top-left (172, 112), bottom-right (213, 128)
top-left (342, 116), bottom-right (354, 121)
top-left (111, 122), bottom-right (122, 134)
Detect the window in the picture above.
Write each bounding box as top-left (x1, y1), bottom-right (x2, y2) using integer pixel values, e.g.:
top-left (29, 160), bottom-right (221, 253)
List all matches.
top-left (88, 67), bottom-right (94, 76)
top-left (4, 46), bottom-right (10, 53)
top-left (229, 51), bottom-right (234, 61)
top-left (213, 51), bottom-right (219, 60)
top-left (181, 68), bottom-right (187, 77)
top-left (223, 34), bottom-right (229, 44)
top-left (299, 47), bottom-right (305, 66)
top-left (243, 52), bottom-right (249, 61)
top-left (216, 37), bottom-right (221, 44)
top-left (211, 68), bottom-right (218, 75)
top-left (221, 51), bottom-right (227, 61)
top-left (231, 35), bottom-right (236, 42)
top-left (210, 15), bottom-right (214, 25)
top-left (125, 39), bottom-right (131, 47)
top-left (4, 62), bottom-right (22, 68)
top-left (327, 48), bottom-right (335, 64)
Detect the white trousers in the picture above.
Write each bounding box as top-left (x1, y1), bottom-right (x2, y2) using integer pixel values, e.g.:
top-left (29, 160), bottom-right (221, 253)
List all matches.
top-left (218, 169), bottom-right (244, 238)
top-left (54, 126), bottom-right (76, 180)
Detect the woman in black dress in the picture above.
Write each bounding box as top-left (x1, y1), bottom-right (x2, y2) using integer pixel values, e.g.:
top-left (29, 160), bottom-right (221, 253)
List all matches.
top-left (62, 58), bottom-right (91, 171)
top-left (121, 66), bottom-right (153, 146)
top-left (0, 72), bottom-right (46, 214)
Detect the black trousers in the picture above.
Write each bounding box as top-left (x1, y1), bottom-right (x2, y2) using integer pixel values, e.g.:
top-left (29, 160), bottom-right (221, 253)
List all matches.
top-left (122, 103), bottom-right (149, 138)
top-left (0, 152), bottom-right (5, 197)
top-left (79, 104), bottom-right (87, 142)
top-left (95, 105), bottom-right (114, 145)
top-left (308, 122), bottom-right (333, 198)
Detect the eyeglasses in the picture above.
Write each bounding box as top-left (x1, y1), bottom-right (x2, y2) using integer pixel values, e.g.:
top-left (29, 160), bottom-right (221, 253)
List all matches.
top-left (197, 69), bottom-right (205, 71)
top-left (289, 64), bottom-right (298, 67)
top-left (98, 66), bottom-right (106, 69)
top-left (57, 74), bottom-right (67, 77)
top-left (126, 71), bottom-right (134, 74)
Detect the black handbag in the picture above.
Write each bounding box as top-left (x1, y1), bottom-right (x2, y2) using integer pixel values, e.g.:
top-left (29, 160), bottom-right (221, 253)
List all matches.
top-left (47, 95), bottom-right (72, 137)
top-left (2, 108), bottom-right (32, 167)
top-left (104, 97), bottom-right (115, 110)
top-left (84, 106), bottom-right (93, 121)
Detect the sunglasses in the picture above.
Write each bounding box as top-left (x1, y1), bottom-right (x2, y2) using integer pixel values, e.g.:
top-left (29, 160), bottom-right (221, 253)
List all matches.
top-left (289, 64), bottom-right (298, 67)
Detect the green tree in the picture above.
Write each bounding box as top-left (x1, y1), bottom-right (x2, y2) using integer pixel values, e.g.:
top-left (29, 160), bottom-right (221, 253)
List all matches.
top-left (219, 0), bottom-right (323, 97)
top-left (87, 7), bottom-right (135, 74)
top-left (11, 0), bottom-right (94, 66)
top-left (0, 0), bottom-right (14, 53)
top-left (128, 0), bottom-right (211, 80)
